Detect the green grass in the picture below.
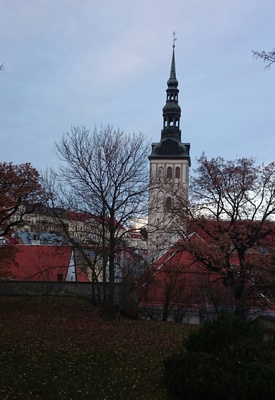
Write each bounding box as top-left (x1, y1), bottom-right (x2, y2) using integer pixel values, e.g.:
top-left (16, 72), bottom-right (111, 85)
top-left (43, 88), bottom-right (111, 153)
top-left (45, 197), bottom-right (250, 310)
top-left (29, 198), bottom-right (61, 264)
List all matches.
top-left (0, 297), bottom-right (194, 399)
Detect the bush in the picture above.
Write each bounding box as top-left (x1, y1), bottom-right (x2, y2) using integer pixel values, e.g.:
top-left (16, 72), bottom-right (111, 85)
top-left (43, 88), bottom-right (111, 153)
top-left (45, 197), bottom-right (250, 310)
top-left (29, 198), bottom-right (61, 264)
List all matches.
top-left (164, 313), bottom-right (275, 400)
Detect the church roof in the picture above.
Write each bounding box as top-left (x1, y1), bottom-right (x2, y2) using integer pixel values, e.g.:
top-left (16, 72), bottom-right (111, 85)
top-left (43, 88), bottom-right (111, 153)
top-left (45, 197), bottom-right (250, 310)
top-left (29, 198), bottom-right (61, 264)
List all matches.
top-left (150, 139), bottom-right (190, 160)
top-left (149, 42), bottom-right (191, 165)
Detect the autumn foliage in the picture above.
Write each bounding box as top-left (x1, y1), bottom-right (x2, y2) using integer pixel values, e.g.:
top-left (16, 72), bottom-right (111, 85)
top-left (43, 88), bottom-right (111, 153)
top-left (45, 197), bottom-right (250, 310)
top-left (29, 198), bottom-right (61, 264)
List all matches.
top-left (0, 162), bottom-right (44, 235)
top-left (0, 297), bottom-right (192, 399)
top-left (175, 155), bottom-right (275, 315)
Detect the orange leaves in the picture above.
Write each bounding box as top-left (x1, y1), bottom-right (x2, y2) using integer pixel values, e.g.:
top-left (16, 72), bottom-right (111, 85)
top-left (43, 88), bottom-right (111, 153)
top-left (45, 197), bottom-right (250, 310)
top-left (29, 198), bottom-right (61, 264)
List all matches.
top-left (0, 297), bottom-right (191, 399)
top-left (0, 162), bottom-right (45, 235)
top-left (0, 162), bottom-right (42, 207)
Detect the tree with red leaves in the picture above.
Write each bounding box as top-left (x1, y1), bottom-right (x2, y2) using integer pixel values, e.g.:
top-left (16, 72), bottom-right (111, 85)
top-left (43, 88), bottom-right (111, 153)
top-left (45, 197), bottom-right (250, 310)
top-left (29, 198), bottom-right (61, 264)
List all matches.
top-left (175, 154), bottom-right (275, 316)
top-left (0, 162), bottom-right (44, 236)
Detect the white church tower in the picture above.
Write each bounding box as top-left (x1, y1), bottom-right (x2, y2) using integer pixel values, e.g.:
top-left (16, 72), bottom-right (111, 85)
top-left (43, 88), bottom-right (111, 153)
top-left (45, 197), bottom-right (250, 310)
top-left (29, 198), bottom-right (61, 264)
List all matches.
top-left (147, 39), bottom-right (191, 258)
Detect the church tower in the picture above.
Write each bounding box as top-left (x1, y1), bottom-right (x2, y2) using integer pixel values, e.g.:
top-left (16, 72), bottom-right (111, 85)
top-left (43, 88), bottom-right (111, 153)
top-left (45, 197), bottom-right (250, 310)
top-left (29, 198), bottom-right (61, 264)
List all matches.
top-left (147, 39), bottom-right (191, 258)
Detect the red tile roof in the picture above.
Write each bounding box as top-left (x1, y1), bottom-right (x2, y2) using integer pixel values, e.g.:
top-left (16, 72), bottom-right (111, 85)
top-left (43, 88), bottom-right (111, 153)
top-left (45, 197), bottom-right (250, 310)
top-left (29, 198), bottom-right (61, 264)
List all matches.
top-left (1, 245), bottom-right (89, 282)
top-left (139, 240), bottom-right (275, 311)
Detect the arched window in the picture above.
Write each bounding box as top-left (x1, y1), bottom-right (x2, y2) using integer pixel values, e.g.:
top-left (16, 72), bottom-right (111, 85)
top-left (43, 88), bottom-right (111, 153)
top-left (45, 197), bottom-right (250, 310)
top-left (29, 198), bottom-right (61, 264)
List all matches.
top-left (167, 167), bottom-right (172, 178)
top-left (166, 197), bottom-right (172, 210)
top-left (158, 167), bottom-right (163, 177)
top-left (175, 167), bottom-right (180, 179)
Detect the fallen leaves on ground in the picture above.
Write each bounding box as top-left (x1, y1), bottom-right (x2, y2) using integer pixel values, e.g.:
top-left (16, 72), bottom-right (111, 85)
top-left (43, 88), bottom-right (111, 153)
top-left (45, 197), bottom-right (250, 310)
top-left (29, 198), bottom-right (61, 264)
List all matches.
top-left (0, 296), bottom-right (194, 400)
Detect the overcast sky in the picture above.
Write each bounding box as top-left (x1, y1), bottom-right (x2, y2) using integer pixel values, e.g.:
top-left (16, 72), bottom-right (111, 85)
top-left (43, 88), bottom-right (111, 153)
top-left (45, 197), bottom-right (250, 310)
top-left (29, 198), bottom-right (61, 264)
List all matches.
top-left (1, 0), bottom-right (275, 174)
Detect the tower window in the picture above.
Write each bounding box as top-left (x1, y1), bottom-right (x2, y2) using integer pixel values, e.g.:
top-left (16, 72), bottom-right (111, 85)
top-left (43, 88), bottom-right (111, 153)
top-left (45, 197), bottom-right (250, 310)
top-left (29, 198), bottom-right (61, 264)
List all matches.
top-left (158, 167), bottom-right (163, 181)
top-left (175, 167), bottom-right (180, 179)
top-left (167, 167), bottom-right (172, 178)
top-left (166, 197), bottom-right (172, 210)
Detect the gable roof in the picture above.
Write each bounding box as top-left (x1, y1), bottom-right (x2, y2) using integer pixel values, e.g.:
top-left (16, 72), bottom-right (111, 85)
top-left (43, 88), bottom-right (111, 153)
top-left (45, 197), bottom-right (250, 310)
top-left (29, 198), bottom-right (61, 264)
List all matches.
top-left (1, 245), bottom-right (89, 282)
top-left (139, 238), bottom-right (275, 311)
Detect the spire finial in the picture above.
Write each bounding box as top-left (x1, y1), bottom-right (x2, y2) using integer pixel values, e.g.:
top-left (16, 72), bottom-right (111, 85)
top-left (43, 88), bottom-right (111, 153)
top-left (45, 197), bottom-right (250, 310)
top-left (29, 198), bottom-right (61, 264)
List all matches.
top-left (172, 31), bottom-right (177, 48)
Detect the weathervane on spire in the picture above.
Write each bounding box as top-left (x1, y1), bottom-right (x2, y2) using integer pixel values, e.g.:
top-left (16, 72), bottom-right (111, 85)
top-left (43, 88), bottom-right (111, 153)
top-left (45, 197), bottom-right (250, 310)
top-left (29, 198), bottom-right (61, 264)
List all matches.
top-left (172, 31), bottom-right (177, 48)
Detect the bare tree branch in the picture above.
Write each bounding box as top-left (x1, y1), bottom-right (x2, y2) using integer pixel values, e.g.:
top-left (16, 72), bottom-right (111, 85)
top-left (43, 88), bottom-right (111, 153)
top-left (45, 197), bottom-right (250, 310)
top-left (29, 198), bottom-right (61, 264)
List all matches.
top-left (252, 48), bottom-right (275, 69)
top-left (47, 126), bottom-right (150, 312)
top-left (172, 154), bottom-right (275, 316)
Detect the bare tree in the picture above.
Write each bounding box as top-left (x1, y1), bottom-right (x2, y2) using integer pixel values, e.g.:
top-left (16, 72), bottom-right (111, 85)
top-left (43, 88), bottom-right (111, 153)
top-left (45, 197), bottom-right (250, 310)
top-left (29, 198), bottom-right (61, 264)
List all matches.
top-left (50, 126), bottom-right (149, 313)
top-left (252, 48), bottom-right (275, 68)
top-left (174, 154), bottom-right (275, 316)
top-left (160, 269), bottom-right (189, 322)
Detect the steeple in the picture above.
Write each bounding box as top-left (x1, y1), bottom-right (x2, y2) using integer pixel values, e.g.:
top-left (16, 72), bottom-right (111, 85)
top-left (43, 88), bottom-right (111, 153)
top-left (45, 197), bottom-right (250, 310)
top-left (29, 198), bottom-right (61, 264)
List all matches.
top-left (149, 36), bottom-right (190, 164)
top-left (161, 44), bottom-right (181, 141)
top-left (168, 45), bottom-right (178, 85)
top-left (147, 35), bottom-right (191, 256)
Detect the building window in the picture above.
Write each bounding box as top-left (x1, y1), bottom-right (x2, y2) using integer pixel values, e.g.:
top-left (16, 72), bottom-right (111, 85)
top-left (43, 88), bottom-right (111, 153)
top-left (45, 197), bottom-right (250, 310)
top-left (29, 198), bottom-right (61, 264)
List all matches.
top-left (158, 167), bottom-right (163, 177)
top-left (167, 167), bottom-right (172, 178)
top-left (166, 197), bottom-right (172, 210)
top-left (175, 167), bottom-right (180, 179)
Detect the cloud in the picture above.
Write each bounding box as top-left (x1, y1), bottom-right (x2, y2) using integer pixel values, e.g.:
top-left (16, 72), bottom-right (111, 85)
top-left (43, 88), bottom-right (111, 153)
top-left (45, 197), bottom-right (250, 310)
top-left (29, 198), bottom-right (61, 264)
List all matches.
top-left (1, 0), bottom-right (275, 170)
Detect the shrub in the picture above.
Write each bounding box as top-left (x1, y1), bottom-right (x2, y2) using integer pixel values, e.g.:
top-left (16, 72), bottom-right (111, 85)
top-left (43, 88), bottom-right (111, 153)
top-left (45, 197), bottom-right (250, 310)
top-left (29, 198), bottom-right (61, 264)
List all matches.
top-left (164, 313), bottom-right (275, 400)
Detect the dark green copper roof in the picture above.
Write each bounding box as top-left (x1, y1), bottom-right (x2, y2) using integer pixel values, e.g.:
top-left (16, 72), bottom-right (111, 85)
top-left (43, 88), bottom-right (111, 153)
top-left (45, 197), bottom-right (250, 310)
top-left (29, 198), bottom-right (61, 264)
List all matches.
top-left (149, 45), bottom-right (191, 166)
top-left (167, 48), bottom-right (178, 87)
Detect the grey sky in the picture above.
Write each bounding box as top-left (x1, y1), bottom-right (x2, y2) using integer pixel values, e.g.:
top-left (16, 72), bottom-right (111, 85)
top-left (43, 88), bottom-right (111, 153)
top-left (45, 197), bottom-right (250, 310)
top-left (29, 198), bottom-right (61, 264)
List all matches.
top-left (1, 0), bottom-right (275, 173)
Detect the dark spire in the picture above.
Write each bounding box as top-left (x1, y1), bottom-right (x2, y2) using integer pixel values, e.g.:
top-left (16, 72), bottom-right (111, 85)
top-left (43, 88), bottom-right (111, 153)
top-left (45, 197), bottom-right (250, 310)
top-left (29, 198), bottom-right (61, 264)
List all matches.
top-left (149, 34), bottom-right (191, 164)
top-left (161, 36), bottom-right (181, 142)
top-left (167, 46), bottom-right (178, 87)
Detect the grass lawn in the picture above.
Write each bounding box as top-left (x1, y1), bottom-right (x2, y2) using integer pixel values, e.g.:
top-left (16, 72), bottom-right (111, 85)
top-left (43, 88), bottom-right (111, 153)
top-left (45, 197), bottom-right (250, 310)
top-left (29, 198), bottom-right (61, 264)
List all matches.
top-left (0, 296), bottom-right (194, 399)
